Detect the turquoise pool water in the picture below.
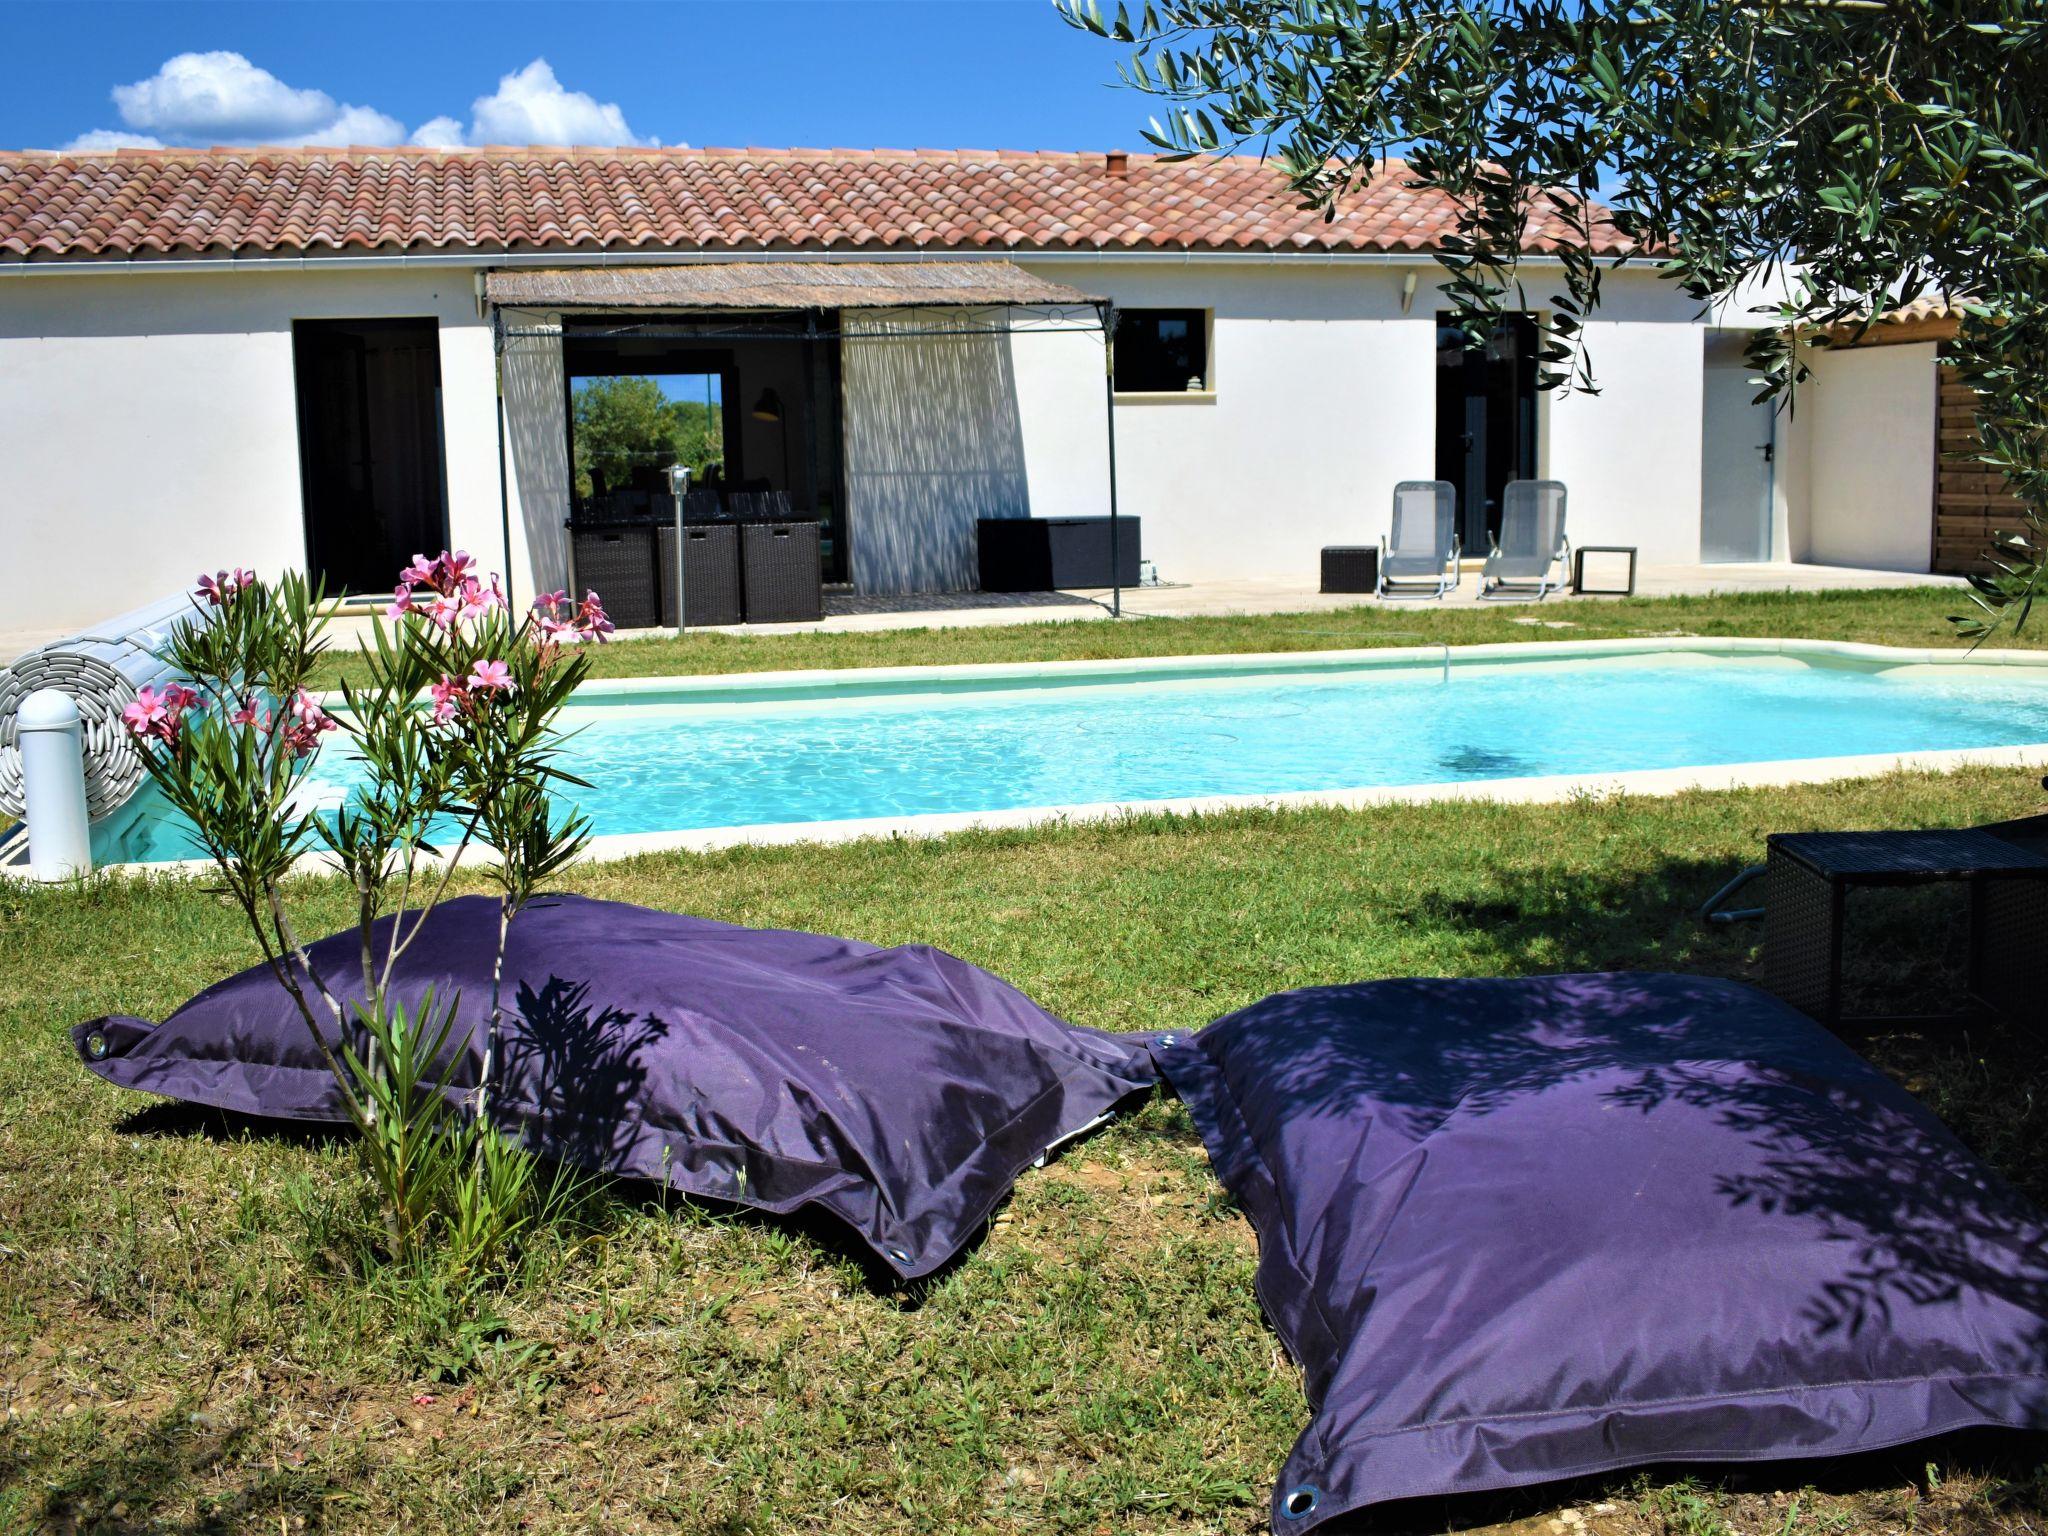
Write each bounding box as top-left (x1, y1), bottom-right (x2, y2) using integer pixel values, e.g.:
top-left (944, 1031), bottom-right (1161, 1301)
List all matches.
top-left (102, 651), bottom-right (2048, 863)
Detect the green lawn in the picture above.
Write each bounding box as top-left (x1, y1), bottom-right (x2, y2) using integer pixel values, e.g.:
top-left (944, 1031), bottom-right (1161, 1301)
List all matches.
top-left (309, 584), bottom-right (2026, 689)
top-left (8, 587), bottom-right (2048, 1534)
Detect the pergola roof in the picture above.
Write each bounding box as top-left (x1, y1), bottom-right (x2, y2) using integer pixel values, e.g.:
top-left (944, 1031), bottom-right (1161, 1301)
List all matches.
top-left (483, 259), bottom-right (1100, 311)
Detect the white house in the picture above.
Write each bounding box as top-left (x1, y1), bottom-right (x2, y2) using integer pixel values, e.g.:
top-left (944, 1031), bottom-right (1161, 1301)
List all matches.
top-left (0, 144), bottom-right (1951, 634)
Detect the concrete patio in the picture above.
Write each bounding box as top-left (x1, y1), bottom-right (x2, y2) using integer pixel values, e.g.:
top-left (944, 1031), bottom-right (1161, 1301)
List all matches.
top-left (609, 560), bottom-right (1968, 641)
top-left (802, 565), bottom-right (1966, 630)
top-left (0, 561), bottom-right (1968, 662)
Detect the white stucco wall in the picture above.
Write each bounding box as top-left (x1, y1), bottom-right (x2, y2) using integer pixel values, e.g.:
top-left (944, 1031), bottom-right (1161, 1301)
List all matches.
top-left (0, 266), bottom-right (505, 632)
top-left (1013, 259), bottom-right (1710, 580)
top-left (1, 252), bottom-right (1736, 631)
top-left (1016, 259), bottom-right (1436, 584)
top-left (1797, 341), bottom-right (1938, 572)
top-left (1542, 275), bottom-right (1708, 564)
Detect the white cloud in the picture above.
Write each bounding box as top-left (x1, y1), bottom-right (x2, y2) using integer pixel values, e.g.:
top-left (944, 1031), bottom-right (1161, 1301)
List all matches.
top-left (290, 102), bottom-right (408, 148)
top-left (61, 50), bottom-right (405, 150)
top-left (408, 115), bottom-right (468, 151)
top-left (113, 51), bottom-right (381, 143)
top-left (59, 128), bottom-right (166, 153)
top-left (58, 52), bottom-right (652, 154)
top-left (461, 60), bottom-right (652, 148)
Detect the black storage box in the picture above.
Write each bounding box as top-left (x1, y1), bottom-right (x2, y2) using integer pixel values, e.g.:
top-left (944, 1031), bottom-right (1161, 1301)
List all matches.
top-left (976, 517), bottom-right (1142, 591)
top-left (571, 525), bottom-right (660, 629)
top-left (657, 522), bottom-right (744, 628)
top-left (740, 521), bottom-right (824, 623)
top-left (1320, 545), bottom-right (1380, 594)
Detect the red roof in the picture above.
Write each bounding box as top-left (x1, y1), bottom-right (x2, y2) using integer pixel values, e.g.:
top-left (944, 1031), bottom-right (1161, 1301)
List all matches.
top-left (0, 146), bottom-right (1631, 262)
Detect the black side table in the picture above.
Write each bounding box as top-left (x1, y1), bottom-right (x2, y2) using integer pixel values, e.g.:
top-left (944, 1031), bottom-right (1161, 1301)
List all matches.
top-left (1762, 829), bottom-right (2048, 1031)
top-left (1571, 545), bottom-right (1638, 596)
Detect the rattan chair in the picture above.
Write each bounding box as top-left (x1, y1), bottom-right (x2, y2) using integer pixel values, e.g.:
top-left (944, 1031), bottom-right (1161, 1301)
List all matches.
top-left (1377, 481), bottom-right (1461, 600)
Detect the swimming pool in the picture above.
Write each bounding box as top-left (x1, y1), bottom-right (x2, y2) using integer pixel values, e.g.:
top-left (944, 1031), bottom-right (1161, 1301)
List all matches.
top-left (99, 640), bottom-right (2048, 866)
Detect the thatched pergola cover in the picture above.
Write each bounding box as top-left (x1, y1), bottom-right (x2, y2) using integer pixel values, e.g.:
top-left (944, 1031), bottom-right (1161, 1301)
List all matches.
top-left (483, 260), bottom-right (1100, 311)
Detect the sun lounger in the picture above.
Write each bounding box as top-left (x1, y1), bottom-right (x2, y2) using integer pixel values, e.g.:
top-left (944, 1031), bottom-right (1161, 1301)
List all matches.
top-left (1377, 480), bottom-right (1461, 600)
top-left (1480, 479), bottom-right (1569, 600)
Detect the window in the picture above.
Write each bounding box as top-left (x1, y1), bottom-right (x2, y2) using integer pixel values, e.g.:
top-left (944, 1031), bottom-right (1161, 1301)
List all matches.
top-left (1113, 308), bottom-right (1211, 394)
top-left (569, 371), bottom-right (729, 517)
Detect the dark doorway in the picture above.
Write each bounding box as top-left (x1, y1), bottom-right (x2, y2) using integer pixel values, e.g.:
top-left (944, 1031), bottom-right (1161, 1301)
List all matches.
top-left (292, 319), bottom-right (449, 596)
top-left (1435, 313), bottom-right (1538, 552)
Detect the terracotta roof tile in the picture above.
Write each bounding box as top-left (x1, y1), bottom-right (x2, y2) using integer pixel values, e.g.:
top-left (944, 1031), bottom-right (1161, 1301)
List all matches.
top-left (0, 146), bottom-right (1631, 261)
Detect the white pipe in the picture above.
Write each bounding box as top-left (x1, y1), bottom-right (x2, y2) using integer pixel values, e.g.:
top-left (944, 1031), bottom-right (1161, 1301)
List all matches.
top-left (19, 689), bottom-right (91, 881)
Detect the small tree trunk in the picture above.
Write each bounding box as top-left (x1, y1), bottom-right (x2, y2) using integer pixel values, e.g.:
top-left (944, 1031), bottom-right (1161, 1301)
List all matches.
top-left (355, 862), bottom-right (382, 1089)
top-left (475, 894), bottom-right (513, 1139)
top-left (265, 880), bottom-right (375, 1128)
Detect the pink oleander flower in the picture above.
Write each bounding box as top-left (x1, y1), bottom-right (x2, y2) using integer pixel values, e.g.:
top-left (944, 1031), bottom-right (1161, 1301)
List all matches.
top-left (467, 658), bottom-right (513, 694)
top-left (122, 686), bottom-right (169, 738)
top-left (196, 569), bottom-right (255, 607)
top-left (229, 694), bottom-right (262, 727)
top-left (455, 576), bottom-right (505, 626)
top-left (428, 674), bottom-right (465, 724)
top-left (123, 683), bottom-right (201, 745)
top-left (273, 688), bottom-right (338, 758)
top-left (426, 591), bottom-right (464, 631)
top-left (576, 591), bottom-right (614, 641)
top-left (392, 552), bottom-right (510, 634)
top-left (531, 590), bottom-right (584, 646)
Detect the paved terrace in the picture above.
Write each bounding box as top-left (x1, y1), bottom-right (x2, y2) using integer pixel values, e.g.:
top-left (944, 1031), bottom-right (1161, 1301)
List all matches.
top-left (0, 562), bottom-right (1968, 662)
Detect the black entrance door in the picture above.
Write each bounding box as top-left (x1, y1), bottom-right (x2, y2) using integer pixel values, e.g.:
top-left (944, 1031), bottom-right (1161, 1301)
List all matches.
top-left (1435, 313), bottom-right (1538, 553)
top-left (293, 318), bottom-right (449, 595)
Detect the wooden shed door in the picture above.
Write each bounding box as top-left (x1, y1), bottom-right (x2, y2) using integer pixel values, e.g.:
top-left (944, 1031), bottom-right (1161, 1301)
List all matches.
top-left (1934, 360), bottom-right (2027, 575)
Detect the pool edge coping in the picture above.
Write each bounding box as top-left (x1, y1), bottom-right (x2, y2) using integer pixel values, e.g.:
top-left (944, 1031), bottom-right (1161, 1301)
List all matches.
top-left (32, 635), bottom-right (2048, 880)
top-left (57, 741), bottom-right (2048, 882)
top-left (559, 634), bottom-right (2048, 704)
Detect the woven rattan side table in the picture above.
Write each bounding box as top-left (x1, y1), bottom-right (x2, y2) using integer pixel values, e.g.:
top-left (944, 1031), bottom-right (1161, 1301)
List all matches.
top-left (1763, 829), bottom-right (2048, 1031)
top-left (741, 521), bottom-right (824, 623)
top-left (570, 524), bottom-right (661, 630)
top-left (1320, 546), bottom-right (1379, 594)
top-left (657, 522), bottom-right (743, 628)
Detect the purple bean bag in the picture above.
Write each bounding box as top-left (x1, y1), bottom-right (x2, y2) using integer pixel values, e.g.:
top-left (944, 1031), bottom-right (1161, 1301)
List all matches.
top-left (1155, 973), bottom-right (2048, 1530)
top-left (74, 893), bottom-right (1155, 1278)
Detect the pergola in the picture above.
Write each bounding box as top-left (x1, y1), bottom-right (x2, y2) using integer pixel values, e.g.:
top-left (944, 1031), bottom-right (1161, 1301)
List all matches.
top-left (482, 260), bottom-right (1129, 617)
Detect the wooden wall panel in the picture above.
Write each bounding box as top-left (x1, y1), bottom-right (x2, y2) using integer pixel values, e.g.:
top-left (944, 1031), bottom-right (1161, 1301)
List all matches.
top-left (1934, 364), bottom-right (2027, 575)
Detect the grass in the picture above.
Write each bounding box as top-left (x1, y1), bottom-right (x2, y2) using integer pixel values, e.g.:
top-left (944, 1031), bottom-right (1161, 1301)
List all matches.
top-left (9, 585), bottom-right (2048, 1532)
top-left (307, 585), bottom-right (2030, 689)
top-left (7, 770), bottom-right (2048, 1533)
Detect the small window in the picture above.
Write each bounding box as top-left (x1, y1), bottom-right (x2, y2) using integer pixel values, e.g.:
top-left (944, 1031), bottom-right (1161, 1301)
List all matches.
top-left (1113, 308), bottom-right (1210, 394)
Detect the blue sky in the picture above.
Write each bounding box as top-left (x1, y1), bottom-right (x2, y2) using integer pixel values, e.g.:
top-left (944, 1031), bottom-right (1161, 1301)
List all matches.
top-left (2, 1), bottom-right (1157, 154)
